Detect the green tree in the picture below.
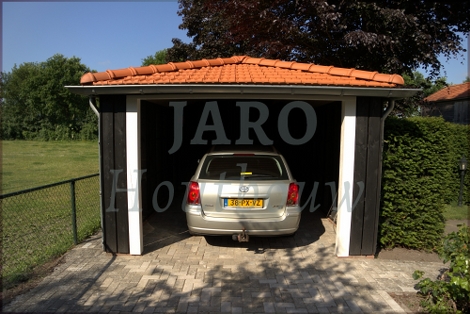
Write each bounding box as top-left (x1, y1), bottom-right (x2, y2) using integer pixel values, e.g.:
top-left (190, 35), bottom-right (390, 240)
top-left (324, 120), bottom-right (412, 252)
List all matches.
top-left (168, 1), bottom-right (469, 78)
top-left (1, 63), bottom-right (41, 139)
top-left (1, 54), bottom-right (96, 140)
top-left (142, 49), bottom-right (168, 66)
top-left (393, 71), bottom-right (448, 117)
top-left (403, 72), bottom-right (448, 98)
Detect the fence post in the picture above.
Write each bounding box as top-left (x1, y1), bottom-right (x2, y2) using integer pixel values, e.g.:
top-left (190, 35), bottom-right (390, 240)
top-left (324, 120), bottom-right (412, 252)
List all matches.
top-left (70, 180), bottom-right (78, 245)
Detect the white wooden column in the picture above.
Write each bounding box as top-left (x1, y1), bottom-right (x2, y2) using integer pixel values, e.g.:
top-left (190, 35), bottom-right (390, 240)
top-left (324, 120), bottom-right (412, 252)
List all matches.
top-left (335, 97), bottom-right (356, 257)
top-left (126, 97), bottom-right (144, 255)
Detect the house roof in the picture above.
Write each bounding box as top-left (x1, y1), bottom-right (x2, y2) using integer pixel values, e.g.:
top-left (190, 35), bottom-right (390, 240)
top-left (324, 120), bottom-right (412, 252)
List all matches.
top-left (424, 82), bottom-right (470, 103)
top-left (80, 55), bottom-right (404, 88)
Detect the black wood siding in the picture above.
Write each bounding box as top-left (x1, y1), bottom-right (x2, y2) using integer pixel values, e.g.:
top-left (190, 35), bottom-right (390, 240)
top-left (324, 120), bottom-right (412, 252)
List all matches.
top-left (350, 98), bottom-right (383, 256)
top-left (140, 101), bottom-right (173, 217)
top-left (100, 95), bottom-right (129, 254)
top-left (316, 103), bottom-right (341, 215)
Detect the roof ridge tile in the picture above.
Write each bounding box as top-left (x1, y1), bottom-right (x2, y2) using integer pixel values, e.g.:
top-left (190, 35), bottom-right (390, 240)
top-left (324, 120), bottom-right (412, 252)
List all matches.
top-left (148, 65), bottom-right (159, 74)
top-left (128, 67), bottom-right (137, 76)
top-left (242, 57), bottom-right (264, 65)
top-left (106, 70), bottom-right (116, 79)
top-left (291, 63), bottom-right (314, 71)
top-left (207, 58), bottom-right (224, 66)
top-left (307, 65), bottom-right (335, 75)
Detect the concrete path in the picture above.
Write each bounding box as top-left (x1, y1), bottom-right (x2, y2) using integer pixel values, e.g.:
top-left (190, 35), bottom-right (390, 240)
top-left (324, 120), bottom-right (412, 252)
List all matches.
top-left (3, 209), bottom-right (444, 313)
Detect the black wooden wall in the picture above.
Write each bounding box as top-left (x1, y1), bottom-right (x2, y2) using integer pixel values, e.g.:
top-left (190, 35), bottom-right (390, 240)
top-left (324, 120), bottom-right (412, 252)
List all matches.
top-left (140, 101), bottom-right (173, 218)
top-left (350, 97), bottom-right (384, 256)
top-left (100, 95), bottom-right (129, 254)
top-left (314, 103), bottom-right (341, 215)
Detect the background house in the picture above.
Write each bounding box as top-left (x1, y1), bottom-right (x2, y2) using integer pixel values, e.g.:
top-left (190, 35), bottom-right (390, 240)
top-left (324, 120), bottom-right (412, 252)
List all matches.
top-left (423, 82), bottom-right (470, 124)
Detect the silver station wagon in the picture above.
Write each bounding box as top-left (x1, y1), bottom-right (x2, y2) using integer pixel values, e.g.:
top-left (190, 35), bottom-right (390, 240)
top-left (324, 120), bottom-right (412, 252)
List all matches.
top-left (185, 146), bottom-right (301, 242)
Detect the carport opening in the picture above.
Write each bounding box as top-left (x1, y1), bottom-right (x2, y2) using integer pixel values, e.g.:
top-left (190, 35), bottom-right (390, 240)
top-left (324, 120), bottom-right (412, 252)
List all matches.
top-left (139, 99), bottom-right (341, 249)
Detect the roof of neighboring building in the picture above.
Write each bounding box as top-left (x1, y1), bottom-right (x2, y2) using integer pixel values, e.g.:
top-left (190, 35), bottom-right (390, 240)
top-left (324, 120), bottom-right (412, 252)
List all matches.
top-left (80, 55), bottom-right (404, 88)
top-left (424, 82), bottom-right (470, 103)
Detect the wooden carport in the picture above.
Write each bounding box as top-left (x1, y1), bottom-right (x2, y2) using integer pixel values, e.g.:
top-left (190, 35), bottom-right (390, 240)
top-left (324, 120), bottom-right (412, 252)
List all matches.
top-left (67, 56), bottom-right (418, 257)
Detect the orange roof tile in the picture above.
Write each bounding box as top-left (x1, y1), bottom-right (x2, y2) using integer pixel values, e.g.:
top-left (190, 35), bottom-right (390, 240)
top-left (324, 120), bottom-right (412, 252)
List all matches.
top-left (80, 56), bottom-right (405, 88)
top-left (424, 82), bottom-right (470, 102)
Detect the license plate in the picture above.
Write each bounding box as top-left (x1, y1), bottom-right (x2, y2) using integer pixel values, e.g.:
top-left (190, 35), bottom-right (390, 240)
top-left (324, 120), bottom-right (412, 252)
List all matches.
top-left (224, 199), bottom-right (263, 208)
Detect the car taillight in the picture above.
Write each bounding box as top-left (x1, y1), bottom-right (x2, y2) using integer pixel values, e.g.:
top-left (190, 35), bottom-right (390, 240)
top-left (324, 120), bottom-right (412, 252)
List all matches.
top-left (286, 183), bottom-right (299, 206)
top-left (187, 181), bottom-right (200, 205)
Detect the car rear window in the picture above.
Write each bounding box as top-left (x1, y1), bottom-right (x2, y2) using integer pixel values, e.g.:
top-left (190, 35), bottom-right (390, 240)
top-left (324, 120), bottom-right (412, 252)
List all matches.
top-left (198, 155), bottom-right (289, 180)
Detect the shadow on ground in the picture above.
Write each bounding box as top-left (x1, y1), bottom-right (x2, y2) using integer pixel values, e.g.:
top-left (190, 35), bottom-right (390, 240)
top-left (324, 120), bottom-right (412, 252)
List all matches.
top-left (143, 192), bottom-right (327, 253)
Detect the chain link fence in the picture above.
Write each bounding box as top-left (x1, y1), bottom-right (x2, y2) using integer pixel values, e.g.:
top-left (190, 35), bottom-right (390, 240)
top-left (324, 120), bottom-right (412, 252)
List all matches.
top-left (1, 174), bottom-right (100, 289)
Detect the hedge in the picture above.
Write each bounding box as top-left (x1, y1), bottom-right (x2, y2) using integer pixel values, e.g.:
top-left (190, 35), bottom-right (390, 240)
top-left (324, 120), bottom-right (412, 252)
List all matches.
top-left (380, 117), bottom-right (469, 251)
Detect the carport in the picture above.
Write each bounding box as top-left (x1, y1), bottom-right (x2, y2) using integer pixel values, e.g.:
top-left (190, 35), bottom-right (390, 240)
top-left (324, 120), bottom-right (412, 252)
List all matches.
top-left (67, 56), bottom-right (418, 257)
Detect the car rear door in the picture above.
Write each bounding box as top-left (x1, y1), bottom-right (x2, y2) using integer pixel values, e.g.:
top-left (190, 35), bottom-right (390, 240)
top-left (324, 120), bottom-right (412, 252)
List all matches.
top-left (196, 154), bottom-right (292, 219)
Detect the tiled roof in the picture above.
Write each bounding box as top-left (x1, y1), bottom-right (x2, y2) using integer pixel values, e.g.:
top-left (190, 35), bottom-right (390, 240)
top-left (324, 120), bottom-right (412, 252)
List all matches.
top-left (424, 82), bottom-right (470, 102)
top-left (80, 56), bottom-right (404, 88)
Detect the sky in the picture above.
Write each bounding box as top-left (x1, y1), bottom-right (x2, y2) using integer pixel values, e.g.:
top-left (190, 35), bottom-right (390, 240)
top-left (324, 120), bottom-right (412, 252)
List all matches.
top-left (2, 1), bottom-right (190, 73)
top-left (2, 1), bottom-right (469, 84)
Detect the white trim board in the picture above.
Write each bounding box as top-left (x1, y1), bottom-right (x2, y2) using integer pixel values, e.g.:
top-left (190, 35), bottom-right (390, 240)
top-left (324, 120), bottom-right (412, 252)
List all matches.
top-left (335, 98), bottom-right (357, 257)
top-left (126, 98), bottom-right (144, 255)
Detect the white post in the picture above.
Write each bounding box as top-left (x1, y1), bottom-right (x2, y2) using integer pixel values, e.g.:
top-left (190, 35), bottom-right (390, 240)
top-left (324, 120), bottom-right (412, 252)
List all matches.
top-left (126, 98), bottom-right (144, 255)
top-left (335, 97), bottom-right (356, 257)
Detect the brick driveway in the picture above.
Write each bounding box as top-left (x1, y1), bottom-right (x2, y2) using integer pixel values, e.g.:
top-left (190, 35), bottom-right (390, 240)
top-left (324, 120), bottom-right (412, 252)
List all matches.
top-left (3, 207), bottom-right (443, 313)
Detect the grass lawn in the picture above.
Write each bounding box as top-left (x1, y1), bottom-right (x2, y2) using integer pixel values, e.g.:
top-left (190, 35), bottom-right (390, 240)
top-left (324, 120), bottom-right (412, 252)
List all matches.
top-left (1, 140), bottom-right (101, 289)
top-left (443, 202), bottom-right (469, 220)
top-left (1, 140), bottom-right (99, 194)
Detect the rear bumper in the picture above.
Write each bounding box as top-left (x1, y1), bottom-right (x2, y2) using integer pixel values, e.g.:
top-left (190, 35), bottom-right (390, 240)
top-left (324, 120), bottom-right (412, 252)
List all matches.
top-left (185, 206), bottom-right (301, 236)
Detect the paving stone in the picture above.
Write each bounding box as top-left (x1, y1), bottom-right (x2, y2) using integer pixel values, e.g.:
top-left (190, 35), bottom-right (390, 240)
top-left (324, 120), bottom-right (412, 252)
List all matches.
top-left (2, 216), bottom-right (446, 313)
